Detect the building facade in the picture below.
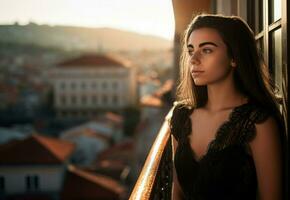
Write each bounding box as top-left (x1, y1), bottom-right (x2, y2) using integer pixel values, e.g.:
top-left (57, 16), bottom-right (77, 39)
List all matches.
top-left (49, 54), bottom-right (138, 119)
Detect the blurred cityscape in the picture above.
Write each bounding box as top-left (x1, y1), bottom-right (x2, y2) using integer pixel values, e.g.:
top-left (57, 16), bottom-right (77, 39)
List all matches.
top-left (0, 22), bottom-right (174, 200)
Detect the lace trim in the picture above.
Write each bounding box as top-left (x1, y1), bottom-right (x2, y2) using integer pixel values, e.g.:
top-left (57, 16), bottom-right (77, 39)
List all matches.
top-left (240, 106), bottom-right (270, 143)
top-left (170, 102), bottom-right (270, 155)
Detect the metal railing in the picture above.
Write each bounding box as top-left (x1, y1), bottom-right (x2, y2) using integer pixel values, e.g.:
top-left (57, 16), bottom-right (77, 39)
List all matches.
top-left (129, 109), bottom-right (174, 200)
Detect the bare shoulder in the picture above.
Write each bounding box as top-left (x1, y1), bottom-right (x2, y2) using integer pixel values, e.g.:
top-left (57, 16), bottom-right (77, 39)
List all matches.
top-left (249, 115), bottom-right (283, 199)
top-left (249, 115), bottom-right (281, 146)
top-left (249, 114), bottom-right (282, 156)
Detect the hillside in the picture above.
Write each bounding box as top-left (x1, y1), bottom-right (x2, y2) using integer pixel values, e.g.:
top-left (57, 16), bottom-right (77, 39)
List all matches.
top-left (0, 23), bottom-right (172, 52)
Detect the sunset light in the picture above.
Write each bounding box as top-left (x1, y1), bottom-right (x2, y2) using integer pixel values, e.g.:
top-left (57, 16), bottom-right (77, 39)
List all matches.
top-left (0, 0), bottom-right (175, 40)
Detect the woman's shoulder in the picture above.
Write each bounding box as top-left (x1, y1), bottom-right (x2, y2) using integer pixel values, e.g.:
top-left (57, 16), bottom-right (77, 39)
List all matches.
top-left (242, 100), bottom-right (271, 124)
top-left (237, 100), bottom-right (273, 143)
top-left (169, 100), bottom-right (195, 141)
top-left (171, 100), bottom-right (195, 117)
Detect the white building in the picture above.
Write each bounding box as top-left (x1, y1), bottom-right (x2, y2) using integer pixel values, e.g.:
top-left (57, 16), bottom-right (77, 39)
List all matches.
top-left (0, 134), bottom-right (75, 199)
top-left (49, 54), bottom-right (138, 118)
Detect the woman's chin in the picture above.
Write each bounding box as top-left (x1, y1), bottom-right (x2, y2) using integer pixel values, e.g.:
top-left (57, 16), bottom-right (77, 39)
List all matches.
top-left (193, 79), bottom-right (207, 86)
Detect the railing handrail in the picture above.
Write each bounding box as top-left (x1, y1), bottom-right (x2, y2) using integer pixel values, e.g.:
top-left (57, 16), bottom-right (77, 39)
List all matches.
top-left (129, 108), bottom-right (174, 200)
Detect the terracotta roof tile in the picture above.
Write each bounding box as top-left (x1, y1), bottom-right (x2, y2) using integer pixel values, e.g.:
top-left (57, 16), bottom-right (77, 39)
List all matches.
top-left (61, 165), bottom-right (126, 200)
top-left (97, 159), bottom-right (127, 170)
top-left (105, 112), bottom-right (124, 124)
top-left (57, 54), bottom-right (128, 68)
top-left (62, 128), bottom-right (111, 143)
top-left (0, 134), bottom-right (75, 164)
top-left (98, 139), bottom-right (134, 161)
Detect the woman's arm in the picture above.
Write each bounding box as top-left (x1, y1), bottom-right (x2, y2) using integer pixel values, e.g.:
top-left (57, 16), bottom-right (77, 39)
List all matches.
top-left (172, 136), bottom-right (185, 200)
top-left (249, 116), bottom-right (283, 200)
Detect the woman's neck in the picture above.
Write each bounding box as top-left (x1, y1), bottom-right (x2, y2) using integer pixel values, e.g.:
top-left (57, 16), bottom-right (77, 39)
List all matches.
top-left (205, 80), bottom-right (248, 112)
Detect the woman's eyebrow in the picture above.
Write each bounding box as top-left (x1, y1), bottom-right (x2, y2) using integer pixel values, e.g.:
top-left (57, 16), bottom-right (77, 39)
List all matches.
top-left (187, 42), bottom-right (218, 49)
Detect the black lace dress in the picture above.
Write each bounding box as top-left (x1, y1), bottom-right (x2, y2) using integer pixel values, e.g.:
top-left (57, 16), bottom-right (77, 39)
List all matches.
top-left (170, 100), bottom-right (270, 200)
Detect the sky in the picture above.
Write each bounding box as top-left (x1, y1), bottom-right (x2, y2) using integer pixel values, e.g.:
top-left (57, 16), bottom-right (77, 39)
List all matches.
top-left (0, 0), bottom-right (175, 40)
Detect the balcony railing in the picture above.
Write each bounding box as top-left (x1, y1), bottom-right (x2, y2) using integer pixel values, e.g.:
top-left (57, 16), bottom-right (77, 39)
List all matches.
top-left (129, 108), bottom-right (174, 200)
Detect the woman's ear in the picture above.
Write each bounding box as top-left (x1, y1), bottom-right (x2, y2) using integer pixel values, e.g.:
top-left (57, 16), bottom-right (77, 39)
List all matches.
top-left (231, 59), bottom-right (237, 67)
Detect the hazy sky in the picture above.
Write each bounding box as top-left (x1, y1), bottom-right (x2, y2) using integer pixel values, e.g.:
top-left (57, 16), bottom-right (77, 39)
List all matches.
top-left (0, 0), bottom-right (175, 40)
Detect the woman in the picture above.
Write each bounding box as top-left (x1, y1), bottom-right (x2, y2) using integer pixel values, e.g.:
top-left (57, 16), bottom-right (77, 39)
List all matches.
top-left (170, 14), bottom-right (287, 200)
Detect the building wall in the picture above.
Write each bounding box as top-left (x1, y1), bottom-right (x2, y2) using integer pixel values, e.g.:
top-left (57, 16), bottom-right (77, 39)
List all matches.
top-left (50, 65), bottom-right (137, 118)
top-left (128, 65), bottom-right (138, 105)
top-left (216, 0), bottom-right (232, 15)
top-left (214, 0), bottom-right (247, 20)
top-left (0, 165), bottom-right (65, 195)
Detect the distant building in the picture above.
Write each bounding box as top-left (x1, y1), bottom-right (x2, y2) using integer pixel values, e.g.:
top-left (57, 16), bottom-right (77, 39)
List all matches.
top-left (0, 134), bottom-right (75, 200)
top-left (132, 80), bottom-right (173, 180)
top-left (48, 54), bottom-right (138, 119)
top-left (61, 165), bottom-right (127, 200)
top-left (60, 122), bottom-right (112, 166)
top-left (59, 113), bottom-right (124, 165)
top-left (60, 120), bottom-right (118, 141)
top-left (93, 139), bottom-right (134, 186)
top-left (0, 127), bottom-right (28, 144)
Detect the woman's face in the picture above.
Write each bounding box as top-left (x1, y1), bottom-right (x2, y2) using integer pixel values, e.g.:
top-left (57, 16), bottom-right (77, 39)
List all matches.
top-left (187, 27), bottom-right (234, 86)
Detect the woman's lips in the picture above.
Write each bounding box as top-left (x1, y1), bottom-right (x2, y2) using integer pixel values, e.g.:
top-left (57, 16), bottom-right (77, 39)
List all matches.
top-left (191, 70), bottom-right (204, 77)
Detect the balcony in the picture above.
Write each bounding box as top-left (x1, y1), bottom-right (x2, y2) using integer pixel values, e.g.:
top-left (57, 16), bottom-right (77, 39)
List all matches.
top-left (129, 107), bottom-right (174, 199)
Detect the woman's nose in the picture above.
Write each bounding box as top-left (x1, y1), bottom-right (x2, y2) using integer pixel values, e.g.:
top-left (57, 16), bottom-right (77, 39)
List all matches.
top-left (189, 51), bottom-right (201, 65)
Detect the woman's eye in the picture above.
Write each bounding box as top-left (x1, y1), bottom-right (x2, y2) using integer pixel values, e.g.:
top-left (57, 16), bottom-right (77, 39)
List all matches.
top-left (202, 48), bottom-right (212, 54)
top-left (187, 50), bottom-right (193, 56)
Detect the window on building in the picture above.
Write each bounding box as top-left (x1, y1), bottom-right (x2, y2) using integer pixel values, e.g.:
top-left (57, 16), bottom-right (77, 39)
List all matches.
top-left (71, 82), bottom-right (76, 90)
top-left (113, 95), bottom-right (119, 105)
top-left (25, 175), bottom-right (39, 191)
top-left (60, 95), bottom-right (66, 105)
top-left (81, 82), bottom-right (86, 89)
top-left (252, 0), bottom-right (264, 34)
top-left (112, 81), bottom-right (118, 90)
top-left (71, 95), bottom-right (77, 105)
top-left (248, 0), bottom-right (285, 103)
top-left (92, 95), bottom-right (97, 105)
top-left (102, 82), bottom-right (107, 89)
top-left (60, 82), bottom-right (66, 90)
top-left (247, 0), bottom-right (287, 121)
top-left (81, 95), bottom-right (87, 105)
top-left (34, 176), bottom-right (39, 189)
top-left (270, 0), bottom-right (281, 23)
top-left (91, 82), bottom-right (97, 89)
top-left (271, 29), bottom-right (282, 97)
top-left (0, 176), bottom-right (5, 192)
top-left (102, 95), bottom-right (108, 104)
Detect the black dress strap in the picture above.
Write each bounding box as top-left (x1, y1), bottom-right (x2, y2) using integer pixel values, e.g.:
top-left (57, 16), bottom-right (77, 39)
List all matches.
top-left (169, 102), bottom-right (193, 142)
top-left (239, 105), bottom-right (270, 144)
